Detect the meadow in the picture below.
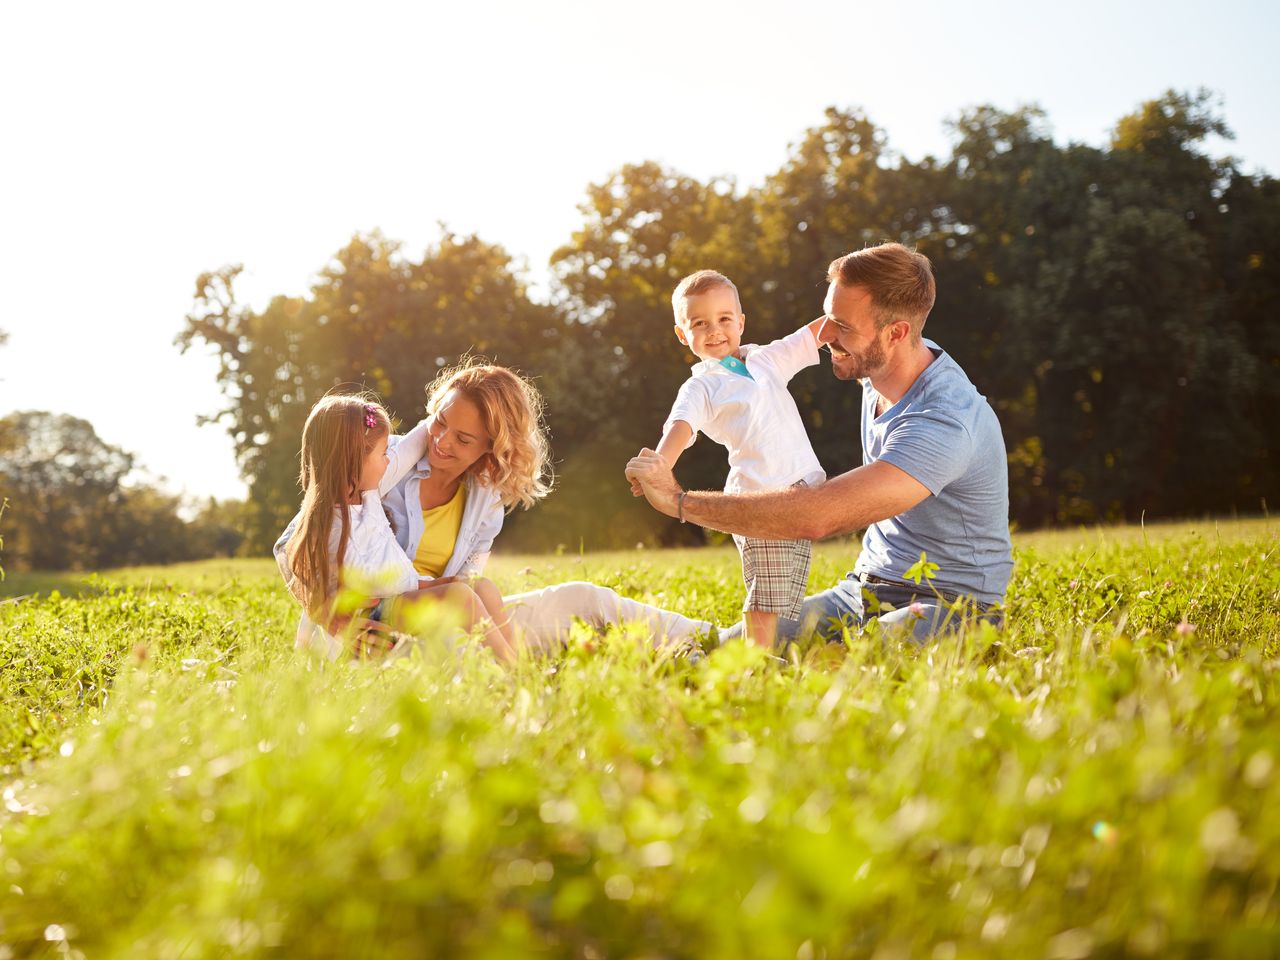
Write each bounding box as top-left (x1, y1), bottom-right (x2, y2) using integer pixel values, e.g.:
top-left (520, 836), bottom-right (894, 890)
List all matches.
top-left (0, 518), bottom-right (1277, 959)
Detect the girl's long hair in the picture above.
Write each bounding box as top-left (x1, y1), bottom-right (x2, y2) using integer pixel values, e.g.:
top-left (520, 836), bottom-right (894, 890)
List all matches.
top-left (425, 358), bottom-right (553, 511)
top-left (286, 393), bottom-right (390, 617)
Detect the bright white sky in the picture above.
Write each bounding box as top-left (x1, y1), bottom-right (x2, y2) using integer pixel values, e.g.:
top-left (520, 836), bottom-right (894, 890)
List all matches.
top-left (2, 0), bottom-right (1277, 502)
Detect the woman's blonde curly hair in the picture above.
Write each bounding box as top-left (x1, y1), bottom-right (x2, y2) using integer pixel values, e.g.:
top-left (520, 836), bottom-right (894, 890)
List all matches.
top-left (425, 358), bottom-right (553, 511)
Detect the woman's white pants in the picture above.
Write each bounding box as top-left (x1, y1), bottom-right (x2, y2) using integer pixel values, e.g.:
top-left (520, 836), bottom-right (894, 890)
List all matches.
top-left (502, 580), bottom-right (712, 650)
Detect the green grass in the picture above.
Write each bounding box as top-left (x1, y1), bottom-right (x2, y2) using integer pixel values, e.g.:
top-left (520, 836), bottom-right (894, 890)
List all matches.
top-left (1, 519), bottom-right (1277, 958)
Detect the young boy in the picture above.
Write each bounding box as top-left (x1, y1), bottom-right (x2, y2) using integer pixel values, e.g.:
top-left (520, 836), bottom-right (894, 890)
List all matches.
top-left (649, 269), bottom-right (826, 647)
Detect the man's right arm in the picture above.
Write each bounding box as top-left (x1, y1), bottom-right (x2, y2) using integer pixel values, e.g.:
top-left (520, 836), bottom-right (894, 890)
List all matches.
top-left (625, 451), bottom-right (930, 540)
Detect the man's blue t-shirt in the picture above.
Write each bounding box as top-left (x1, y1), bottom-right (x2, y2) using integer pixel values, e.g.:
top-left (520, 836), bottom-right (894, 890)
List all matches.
top-left (854, 340), bottom-right (1013, 605)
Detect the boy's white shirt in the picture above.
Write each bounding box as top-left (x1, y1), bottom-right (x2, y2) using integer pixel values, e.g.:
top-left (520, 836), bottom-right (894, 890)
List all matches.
top-left (664, 325), bottom-right (826, 494)
top-left (273, 418), bottom-right (432, 659)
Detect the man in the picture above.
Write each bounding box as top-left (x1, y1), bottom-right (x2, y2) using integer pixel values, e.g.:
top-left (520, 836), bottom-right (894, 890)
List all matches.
top-left (625, 242), bottom-right (1012, 643)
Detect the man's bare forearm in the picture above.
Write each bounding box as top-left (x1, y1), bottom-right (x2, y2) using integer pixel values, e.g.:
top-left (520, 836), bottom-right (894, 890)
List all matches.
top-left (679, 461), bottom-right (932, 541)
top-left (680, 485), bottom-right (833, 541)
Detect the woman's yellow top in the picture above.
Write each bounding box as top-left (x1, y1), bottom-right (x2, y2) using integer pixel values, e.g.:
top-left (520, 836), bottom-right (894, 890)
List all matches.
top-left (413, 483), bottom-right (467, 578)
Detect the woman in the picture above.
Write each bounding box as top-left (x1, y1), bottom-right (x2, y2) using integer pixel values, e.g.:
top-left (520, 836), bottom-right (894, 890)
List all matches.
top-left (386, 359), bottom-right (711, 652)
top-left (278, 358), bottom-right (713, 658)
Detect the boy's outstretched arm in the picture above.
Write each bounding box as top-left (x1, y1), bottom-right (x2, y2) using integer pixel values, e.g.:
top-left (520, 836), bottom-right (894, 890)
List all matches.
top-left (631, 421), bottom-right (693, 497)
top-left (656, 420), bottom-right (693, 468)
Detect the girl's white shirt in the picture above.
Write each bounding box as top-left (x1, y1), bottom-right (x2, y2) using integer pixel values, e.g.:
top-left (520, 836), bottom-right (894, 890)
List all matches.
top-left (273, 418), bottom-right (432, 657)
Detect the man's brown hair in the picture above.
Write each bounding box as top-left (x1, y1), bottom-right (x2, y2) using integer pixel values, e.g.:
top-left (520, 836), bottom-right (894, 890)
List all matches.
top-left (827, 242), bottom-right (936, 340)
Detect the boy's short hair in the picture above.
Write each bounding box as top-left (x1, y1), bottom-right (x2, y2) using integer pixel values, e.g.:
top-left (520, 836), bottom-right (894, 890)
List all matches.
top-left (671, 270), bottom-right (741, 324)
top-left (826, 243), bottom-right (936, 340)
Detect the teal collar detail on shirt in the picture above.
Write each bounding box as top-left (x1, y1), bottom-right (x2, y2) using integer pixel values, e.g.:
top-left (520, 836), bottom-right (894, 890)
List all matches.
top-left (719, 355), bottom-right (754, 380)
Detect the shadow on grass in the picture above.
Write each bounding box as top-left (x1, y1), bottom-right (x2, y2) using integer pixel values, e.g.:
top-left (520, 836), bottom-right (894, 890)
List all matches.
top-left (0, 570), bottom-right (113, 600)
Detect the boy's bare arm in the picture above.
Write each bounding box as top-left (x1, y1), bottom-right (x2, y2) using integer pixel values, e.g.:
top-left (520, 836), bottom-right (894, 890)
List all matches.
top-left (655, 420), bottom-right (694, 467)
top-left (632, 421), bottom-right (693, 497)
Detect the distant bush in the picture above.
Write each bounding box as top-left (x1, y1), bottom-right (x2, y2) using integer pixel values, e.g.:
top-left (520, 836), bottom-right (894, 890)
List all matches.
top-left (0, 410), bottom-right (248, 572)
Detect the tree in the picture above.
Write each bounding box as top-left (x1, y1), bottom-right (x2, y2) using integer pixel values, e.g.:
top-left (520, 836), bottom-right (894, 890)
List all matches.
top-left (178, 229), bottom-right (561, 552)
top-left (0, 412), bottom-right (253, 572)
top-left (547, 162), bottom-right (764, 545)
top-left (754, 108), bottom-right (951, 479)
top-left (182, 92), bottom-right (1278, 548)
top-left (0, 412), bottom-right (135, 570)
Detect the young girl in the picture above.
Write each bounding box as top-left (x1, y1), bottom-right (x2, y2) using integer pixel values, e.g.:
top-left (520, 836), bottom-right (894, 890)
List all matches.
top-left (275, 393), bottom-right (516, 661)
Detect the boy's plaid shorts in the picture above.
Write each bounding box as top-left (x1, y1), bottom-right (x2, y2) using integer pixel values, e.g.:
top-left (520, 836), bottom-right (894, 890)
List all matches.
top-left (732, 534), bottom-right (813, 619)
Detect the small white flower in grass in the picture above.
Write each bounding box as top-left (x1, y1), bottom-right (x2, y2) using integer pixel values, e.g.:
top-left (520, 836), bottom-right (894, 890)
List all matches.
top-left (1176, 621), bottom-right (1196, 635)
top-left (1244, 750), bottom-right (1273, 788)
top-left (604, 874), bottom-right (634, 900)
top-left (59, 741), bottom-right (73, 757)
top-left (1046, 928), bottom-right (1094, 960)
top-left (538, 799), bottom-right (577, 824)
top-left (1199, 807), bottom-right (1240, 855)
top-left (738, 794), bottom-right (767, 823)
top-left (981, 913), bottom-right (1009, 942)
top-left (641, 841), bottom-right (673, 867)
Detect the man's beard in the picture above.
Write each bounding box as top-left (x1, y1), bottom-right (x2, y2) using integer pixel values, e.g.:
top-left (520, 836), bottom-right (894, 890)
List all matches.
top-left (829, 336), bottom-right (887, 381)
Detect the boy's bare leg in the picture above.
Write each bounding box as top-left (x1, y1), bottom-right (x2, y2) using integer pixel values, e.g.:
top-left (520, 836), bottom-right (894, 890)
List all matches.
top-left (743, 610), bottom-right (778, 648)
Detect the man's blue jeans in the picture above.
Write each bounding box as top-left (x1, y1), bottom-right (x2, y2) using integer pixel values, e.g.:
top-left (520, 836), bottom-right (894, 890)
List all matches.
top-left (724, 574), bottom-right (1002, 646)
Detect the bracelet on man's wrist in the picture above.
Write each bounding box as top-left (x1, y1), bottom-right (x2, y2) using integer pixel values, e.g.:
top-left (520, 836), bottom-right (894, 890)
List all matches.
top-left (677, 490), bottom-right (688, 523)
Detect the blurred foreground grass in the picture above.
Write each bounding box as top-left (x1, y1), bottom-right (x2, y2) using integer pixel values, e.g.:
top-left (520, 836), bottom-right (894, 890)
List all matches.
top-left (0, 518), bottom-right (1277, 958)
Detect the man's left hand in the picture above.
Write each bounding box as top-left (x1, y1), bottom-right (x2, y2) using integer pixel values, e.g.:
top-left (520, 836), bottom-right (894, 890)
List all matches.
top-left (624, 449), bottom-right (682, 518)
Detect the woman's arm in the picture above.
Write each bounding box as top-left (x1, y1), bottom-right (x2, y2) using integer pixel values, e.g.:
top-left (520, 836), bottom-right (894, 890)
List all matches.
top-left (379, 418), bottom-right (431, 497)
top-left (455, 485), bottom-right (505, 578)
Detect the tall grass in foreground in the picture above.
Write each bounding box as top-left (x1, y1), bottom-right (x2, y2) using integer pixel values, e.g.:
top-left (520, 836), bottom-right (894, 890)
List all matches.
top-left (0, 519), bottom-right (1277, 958)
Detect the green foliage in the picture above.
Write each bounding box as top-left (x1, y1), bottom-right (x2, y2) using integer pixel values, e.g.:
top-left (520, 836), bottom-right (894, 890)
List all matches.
top-left (902, 551), bottom-right (940, 586)
top-left (0, 497), bottom-right (8, 580)
top-left (176, 230), bottom-right (562, 553)
top-left (1, 520), bottom-right (1277, 957)
top-left (0, 412), bottom-right (247, 573)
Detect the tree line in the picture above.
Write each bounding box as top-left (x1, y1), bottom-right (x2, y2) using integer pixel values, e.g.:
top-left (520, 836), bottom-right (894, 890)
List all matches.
top-left (0, 410), bottom-right (247, 573)
top-left (183, 90), bottom-right (1278, 552)
top-left (6, 90), bottom-right (1276, 568)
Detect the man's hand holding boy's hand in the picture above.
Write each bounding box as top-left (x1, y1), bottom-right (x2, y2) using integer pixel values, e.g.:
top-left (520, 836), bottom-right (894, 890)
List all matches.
top-left (625, 449), bottom-right (682, 518)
